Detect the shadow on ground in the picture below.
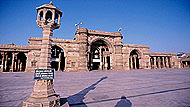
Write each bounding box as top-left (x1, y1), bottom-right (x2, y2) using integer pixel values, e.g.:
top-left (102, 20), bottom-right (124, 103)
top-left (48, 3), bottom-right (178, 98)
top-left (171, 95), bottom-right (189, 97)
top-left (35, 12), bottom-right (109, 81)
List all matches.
top-left (60, 76), bottom-right (108, 106)
top-left (114, 96), bottom-right (132, 107)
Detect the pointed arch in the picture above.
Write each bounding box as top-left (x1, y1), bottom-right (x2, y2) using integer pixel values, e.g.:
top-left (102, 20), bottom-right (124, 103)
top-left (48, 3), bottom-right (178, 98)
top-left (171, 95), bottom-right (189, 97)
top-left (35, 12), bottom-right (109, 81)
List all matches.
top-left (51, 45), bottom-right (65, 71)
top-left (129, 49), bottom-right (141, 69)
top-left (89, 38), bottom-right (112, 70)
top-left (90, 38), bottom-right (113, 53)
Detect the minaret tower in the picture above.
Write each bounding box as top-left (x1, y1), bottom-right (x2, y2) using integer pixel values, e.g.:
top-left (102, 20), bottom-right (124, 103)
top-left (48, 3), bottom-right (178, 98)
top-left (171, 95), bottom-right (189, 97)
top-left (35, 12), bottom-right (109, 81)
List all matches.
top-left (23, 2), bottom-right (62, 107)
top-left (36, 1), bottom-right (62, 69)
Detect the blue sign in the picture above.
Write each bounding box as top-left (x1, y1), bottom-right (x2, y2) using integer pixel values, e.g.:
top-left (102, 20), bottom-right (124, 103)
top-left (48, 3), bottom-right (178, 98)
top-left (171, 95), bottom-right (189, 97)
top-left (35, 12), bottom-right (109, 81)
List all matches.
top-left (34, 69), bottom-right (54, 80)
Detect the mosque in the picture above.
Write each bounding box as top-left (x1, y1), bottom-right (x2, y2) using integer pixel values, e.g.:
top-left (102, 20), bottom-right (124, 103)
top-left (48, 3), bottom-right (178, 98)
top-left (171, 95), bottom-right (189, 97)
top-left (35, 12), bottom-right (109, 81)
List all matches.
top-left (0, 2), bottom-right (187, 72)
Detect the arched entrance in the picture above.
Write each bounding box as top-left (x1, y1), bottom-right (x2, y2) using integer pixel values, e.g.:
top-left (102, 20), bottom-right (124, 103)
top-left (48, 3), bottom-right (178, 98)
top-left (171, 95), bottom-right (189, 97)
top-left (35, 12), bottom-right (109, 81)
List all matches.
top-left (16, 52), bottom-right (27, 71)
top-left (51, 45), bottom-right (65, 71)
top-left (129, 50), bottom-right (140, 69)
top-left (89, 39), bottom-right (111, 70)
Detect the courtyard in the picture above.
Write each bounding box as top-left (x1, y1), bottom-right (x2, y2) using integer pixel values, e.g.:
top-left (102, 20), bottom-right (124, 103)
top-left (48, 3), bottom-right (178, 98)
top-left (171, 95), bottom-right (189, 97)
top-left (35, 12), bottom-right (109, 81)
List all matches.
top-left (0, 68), bottom-right (190, 107)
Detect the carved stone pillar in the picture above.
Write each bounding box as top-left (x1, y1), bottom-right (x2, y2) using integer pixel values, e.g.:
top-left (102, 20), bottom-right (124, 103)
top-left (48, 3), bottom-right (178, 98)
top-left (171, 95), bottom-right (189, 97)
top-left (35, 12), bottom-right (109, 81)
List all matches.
top-left (99, 47), bottom-right (102, 70)
top-left (163, 57), bottom-right (166, 68)
top-left (130, 56), bottom-right (133, 69)
top-left (1, 52), bottom-right (5, 72)
top-left (23, 2), bottom-right (63, 106)
top-left (14, 53), bottom-right (18, 71)
top-left (161, 57), bottom-right (164, 68)
top-left (151, 57), bottom-right (154, 69)
top-left (103, 56), bottom-right (105, 69)
top-left (154, 57), bottom-right (157, 69)
top-left (134, 55), bottom-right (137, 69)
top-left (18, 59), bottom-right (20, 72)
top-left (38, 30), bottom-right (52, 69)
top-left (165, 57), bottom-right (168, 68)
top-left (168, 57), bottom-right (171, 68)
top-left (10, 53), bottom-right (15, 72)
top-left (4, 54), bottom-right (8, 72)
top-left (105, 56), bottom-right (108, 70)
top-left (20, 62), bottom-right (22, 71)
top-left (157, 57), bottom-right (161, 68)
top-left (58, 53), bottom-right (61, 71)
top-left (14, 60), bottom-right (17, 71)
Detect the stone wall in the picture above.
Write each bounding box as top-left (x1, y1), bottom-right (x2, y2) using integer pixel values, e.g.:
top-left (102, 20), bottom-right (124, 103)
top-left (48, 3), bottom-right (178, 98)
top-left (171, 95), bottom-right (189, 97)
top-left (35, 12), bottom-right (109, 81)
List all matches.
top-left (0, 28), bottom-right (181, 72)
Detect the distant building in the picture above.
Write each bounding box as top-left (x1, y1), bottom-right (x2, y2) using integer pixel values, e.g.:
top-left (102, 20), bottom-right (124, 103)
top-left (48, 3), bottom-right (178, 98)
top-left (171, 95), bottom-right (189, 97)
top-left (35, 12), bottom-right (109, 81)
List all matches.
top-left (177, 52), bottom-right (190, 68)
top-left (0, 2), bottom-right (184, 72)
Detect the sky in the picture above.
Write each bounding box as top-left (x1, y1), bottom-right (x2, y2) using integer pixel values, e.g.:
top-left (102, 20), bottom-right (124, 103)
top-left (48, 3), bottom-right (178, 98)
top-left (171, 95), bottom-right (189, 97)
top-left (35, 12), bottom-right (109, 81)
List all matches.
top-left (0, 0), bottom-right (189, 53)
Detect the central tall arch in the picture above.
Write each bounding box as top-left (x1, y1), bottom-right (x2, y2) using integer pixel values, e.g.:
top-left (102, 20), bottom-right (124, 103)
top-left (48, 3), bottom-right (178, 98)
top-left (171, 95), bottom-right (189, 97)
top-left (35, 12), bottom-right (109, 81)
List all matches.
top-left (51, 45), bottom-right (65, 71)
top-left (89, 39), bottom-right (111, 70)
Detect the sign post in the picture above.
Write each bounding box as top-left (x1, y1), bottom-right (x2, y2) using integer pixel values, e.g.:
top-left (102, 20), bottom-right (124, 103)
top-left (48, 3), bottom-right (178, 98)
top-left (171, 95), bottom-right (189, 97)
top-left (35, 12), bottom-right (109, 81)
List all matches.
top-left (34, 69), bottom-right (55, 80)
top-left (23, 68), bottom-right (61, 107)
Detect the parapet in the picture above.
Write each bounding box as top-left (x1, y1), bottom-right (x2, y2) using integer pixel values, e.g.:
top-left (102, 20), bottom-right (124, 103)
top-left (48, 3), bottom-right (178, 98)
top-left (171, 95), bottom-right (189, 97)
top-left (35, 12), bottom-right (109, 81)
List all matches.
top-left (149, 52), bottom-right (177, 56)
top-left (126, 44), bottom-right (149, 49)
top-left (75, 28), bottom-right (122, 37)
top-left (0, 44), bottom-right (29, 52)
top-left (88, 29), bottom-right (122, 37)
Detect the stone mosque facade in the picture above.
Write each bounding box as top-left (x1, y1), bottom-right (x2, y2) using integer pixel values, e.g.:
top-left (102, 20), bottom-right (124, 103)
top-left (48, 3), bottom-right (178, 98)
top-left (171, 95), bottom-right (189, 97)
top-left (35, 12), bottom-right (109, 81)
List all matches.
top-left (0, 2), bottom-right (183, 72)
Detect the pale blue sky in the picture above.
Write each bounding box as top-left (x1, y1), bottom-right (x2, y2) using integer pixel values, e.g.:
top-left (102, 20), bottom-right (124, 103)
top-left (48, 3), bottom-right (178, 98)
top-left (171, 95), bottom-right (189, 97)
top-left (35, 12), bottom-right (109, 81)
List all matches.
top-left (0, 0), bottom-right (189, 53)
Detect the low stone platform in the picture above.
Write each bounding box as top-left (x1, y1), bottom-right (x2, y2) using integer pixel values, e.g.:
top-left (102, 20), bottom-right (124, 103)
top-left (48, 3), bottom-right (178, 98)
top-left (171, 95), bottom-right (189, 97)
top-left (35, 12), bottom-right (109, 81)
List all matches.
top-left (0, 68), bottom-right (190, 107)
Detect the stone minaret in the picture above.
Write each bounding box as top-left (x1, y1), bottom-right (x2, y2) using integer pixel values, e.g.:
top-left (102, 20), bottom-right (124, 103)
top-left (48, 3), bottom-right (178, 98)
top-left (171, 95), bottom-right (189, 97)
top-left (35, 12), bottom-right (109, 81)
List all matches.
top-left (23, 2), bottom-right (62, 107)
top-left (36, 1), bottom-right (62, 69)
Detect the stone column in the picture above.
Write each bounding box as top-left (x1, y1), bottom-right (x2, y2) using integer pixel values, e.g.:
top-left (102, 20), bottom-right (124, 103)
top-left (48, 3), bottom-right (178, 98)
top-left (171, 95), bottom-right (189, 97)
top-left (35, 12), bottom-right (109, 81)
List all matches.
top-left (150, 57), bottom-right (154, 69)
top-left (134, 55), bottom-right (137, 69)
top-left (129, 56), bottom-right (132, 69)
top-left (1, 52), bottom-right (5, 72)
top-left (154, 57), bottom-right (157, 69)
top-left (23, 27), bottom-right (60, 107)
top-left (4, 54), bottom-right (8, 72)
top-left (131, 56), bottom-right (134, 69)
top-left (161, 57), bottom-right (165, 68)
top-left (10, 53), bottom-right (15, 72)
top-left (38, 28), bottom-right (52, 69)
top-left (58, 14), bottom-right (60, 25)
top-left (130, 56), bottom-right (132, 69)
top-left (14, 53), bottom-right (18, 71)
top-left (23, 4), bottom-right (63, 106)
top-left (14, 60), bottom-right (17, 71)
top-left (103, 56), bottom-right (105, 69)
top-left (129, 57), bottom-right (131, 69)
top-left (52, 10), bottom-right (55, 22)
top-left (163, 57), bottom-right (166, 68)
top-left (58, 52), bottom-right (61, 71)
top-left (99, 47), bottom-right (102, 70)
top-left (105, 56), bottom-right (108, 70)
top-left (165, 57), bottom-right (168, 68)
top-left (157, 57), bottom-right (160, 68)
top-left (168, 57), bottom-right (171, 68)
top-left (18, 59), bottom-right (20, 72)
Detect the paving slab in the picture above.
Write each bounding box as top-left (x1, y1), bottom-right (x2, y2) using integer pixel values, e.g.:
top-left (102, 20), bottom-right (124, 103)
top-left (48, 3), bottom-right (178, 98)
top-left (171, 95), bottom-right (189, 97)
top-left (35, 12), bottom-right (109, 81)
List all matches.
top-left (0, 68), bottom-right (190, 107)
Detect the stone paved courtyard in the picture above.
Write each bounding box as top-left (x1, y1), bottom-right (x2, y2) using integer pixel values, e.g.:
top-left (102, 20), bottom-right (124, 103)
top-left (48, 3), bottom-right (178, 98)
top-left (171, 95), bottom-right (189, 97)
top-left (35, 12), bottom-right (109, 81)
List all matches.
top-left (0, 68), bottom-right (190, 107)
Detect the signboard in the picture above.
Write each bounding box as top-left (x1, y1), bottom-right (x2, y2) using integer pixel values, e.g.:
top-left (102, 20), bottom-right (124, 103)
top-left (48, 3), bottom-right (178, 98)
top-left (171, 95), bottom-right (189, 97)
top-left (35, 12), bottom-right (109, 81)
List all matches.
top-left (34, 69), bottom-right (54, 80)
top-left (93, 59), bottom-right (100, 62)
